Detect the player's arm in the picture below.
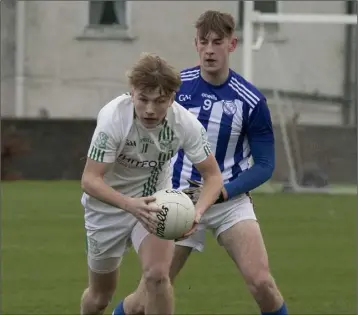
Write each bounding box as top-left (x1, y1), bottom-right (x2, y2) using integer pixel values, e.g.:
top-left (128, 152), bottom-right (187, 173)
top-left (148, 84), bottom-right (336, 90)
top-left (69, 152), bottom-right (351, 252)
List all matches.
top-left (182, 117), bottom-right (223, 216)
top-left (81, 124), bottom-right (133, 210)
top-left (192, 154), bottom-right (223, 216)
top-left (82, 160), bottom-right (133, 210)
top-left (223, 98), bottom-right (275, 199)
top-left (82, 125), bottom-right (160, 232)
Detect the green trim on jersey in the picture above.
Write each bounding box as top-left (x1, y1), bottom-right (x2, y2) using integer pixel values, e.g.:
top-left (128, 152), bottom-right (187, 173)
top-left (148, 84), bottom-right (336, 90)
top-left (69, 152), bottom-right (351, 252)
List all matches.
top-left (159, 120), bottom-right (175, 141)
top-left (204, 144), bottom-right (211, 157)
top-left (142, 121), bottom-right (175, 197)
top-left (141, 143), bottom-right (149, 153)
top-left (89, 146), bottom-right (105, 162)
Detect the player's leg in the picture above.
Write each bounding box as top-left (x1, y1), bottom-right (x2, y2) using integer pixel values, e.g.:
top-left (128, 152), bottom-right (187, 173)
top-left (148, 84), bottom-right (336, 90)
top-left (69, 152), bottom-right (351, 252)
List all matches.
top-left (215, 196), bottom-right (287, 314)
top-left (135, 222), bottom-right (176, 314)
top-left (170, 225), bottom-right (205, 282)
top-left (170, 244), bottom-right (193, 282)
top-left (81, 210), bottom-right (135, 315)
top-left (117, 276), bottom-right (146, 315)
top-left (80, 258), bottom-right (120, 315)
top-left (113, 225), bottom-right (204, 315)
top-left (116, 245), bottom-right (193, 315)
top-left (81, 232), bottom-right (123, 315)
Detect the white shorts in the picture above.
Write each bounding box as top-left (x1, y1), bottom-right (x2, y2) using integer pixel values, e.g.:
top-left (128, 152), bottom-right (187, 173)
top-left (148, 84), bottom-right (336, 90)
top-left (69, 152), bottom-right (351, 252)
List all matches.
top-left (84, 207), bottom-right (150, 274)
top-left (84, 193), bottom-right (255, 272)
top-left (176, 193), bottom-right (256, 252)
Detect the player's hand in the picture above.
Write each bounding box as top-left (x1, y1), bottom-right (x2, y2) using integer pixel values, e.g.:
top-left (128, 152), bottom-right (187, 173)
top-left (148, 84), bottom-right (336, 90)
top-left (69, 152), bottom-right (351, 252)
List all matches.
top-left (175, 211), bottom-right (202, 242)
top-left (182, 179), bottom-right (227, 205)
top-left (126, 196), bottom-right (161, 234)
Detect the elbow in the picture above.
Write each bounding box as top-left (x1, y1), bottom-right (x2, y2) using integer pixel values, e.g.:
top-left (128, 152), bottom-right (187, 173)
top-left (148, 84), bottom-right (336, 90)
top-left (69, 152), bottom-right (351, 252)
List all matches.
top-left (81, 177), bottom-right (88, 194)
top-left (81, 172), bottom-right (104, 197)
top-left (81, 173), bottom-right (93, 194)
top-left (261, 162), bottom-right (274, 183)
top-left (255, 152), bottom-right (275, 183)
top-left (267, 165), bottom-right (274, 181)
top-left (268, 157), bottom-right (275, 178)
top-left (254, 158), bottom-right (274, 184)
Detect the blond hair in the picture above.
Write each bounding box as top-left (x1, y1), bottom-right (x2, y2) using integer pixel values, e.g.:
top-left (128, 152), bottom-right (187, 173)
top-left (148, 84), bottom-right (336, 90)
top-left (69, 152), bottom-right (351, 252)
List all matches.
top-left (127, 53), bottom-right (181, 96)
top-left (195, 10), bottom-right (235, 39)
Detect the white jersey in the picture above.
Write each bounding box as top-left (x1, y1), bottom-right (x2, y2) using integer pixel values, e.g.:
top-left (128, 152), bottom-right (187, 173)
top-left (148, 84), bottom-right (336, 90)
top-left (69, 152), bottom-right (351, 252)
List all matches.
top-left (82, 93), bottom-right (211, 213)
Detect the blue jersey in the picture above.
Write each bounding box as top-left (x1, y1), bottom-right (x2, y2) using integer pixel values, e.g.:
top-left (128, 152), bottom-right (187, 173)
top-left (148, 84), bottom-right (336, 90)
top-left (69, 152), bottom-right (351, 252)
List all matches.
top-left (172, 66), bottom-right (274, 194)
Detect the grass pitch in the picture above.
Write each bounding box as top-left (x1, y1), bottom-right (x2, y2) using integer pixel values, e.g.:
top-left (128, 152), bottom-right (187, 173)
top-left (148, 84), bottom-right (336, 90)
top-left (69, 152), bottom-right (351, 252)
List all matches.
top-left (2, 181), bottom-right (356, 314)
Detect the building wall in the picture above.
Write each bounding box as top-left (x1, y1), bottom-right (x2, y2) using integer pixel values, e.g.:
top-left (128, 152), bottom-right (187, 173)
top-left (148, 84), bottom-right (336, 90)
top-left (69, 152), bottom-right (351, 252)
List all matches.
top-left (4, 1), bottom-right (347, 118)
top-left (347, 1), bottom-right (357, 124)
top-left (1, 0), bottom-right (16, 116)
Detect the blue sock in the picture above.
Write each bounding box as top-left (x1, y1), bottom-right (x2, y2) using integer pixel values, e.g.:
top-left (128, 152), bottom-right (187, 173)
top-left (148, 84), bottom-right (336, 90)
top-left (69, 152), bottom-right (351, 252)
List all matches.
top-left (112, 300), bottom-right (126, 315)
top-left (262, 302), bottom-right (288, 315)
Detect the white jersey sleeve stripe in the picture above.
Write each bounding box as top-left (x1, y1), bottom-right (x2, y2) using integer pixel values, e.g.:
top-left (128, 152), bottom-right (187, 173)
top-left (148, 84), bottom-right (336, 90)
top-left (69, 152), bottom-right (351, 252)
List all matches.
top-left (229, 79), bottom-right (260, 107)
top-left (181, 75), bottom-right (200, 82)
top-left (231, 77), bottom-right (260, 102)
top-left (228, 83), bottom-right (256, 108)
top-left (180, 69), bottom-right (200, 76)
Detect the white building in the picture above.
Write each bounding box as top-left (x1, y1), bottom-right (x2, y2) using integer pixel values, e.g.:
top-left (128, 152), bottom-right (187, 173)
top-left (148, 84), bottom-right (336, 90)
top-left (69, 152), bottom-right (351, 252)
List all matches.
top-left (1, 1), bottom-right (356, 124)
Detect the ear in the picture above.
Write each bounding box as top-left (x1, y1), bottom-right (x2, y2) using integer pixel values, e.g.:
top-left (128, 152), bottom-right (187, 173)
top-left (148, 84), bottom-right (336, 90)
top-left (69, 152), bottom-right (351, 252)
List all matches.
top-left (229, 36), bottom-right (238, 52)
top-left (194, 37), bottom-right (199, 52)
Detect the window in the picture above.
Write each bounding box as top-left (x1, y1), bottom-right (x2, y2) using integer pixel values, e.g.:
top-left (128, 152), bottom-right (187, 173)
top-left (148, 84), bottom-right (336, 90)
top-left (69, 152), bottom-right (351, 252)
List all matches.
top-left (89, 1), bottom-right (127, 28)
top-left (78, 1), bottom-right (135, 40)
top-left (237, 1), bottom-right (279, 31)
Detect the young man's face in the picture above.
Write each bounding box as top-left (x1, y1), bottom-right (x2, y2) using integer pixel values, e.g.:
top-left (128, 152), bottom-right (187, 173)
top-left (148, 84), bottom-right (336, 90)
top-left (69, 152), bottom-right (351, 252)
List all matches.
top-left (131, 87), bottom-right (174, 128)
top-left (195, 31), bottom-right (237, 74)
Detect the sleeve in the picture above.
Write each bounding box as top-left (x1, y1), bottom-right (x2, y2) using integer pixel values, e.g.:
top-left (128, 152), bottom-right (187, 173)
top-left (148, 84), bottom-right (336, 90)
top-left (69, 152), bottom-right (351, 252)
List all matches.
top-left (224, 98), bottom-right (275, 198)
top-left (181, 112), bottom-right (212, 165)
top-left (249, 99), bottom-right (273, 136)
top-left (87, 109), bottom-right (123, 163)
top-left (247, 98), bottom-right (275, 166)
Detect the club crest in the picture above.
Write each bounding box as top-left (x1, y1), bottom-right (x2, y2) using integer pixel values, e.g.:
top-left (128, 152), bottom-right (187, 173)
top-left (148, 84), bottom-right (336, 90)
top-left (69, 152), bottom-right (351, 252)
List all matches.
top-left (222, 100), bottom-right (237, 116)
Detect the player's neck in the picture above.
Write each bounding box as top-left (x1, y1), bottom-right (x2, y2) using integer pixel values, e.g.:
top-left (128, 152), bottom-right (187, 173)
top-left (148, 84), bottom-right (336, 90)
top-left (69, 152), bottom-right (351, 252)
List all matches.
top-left (200, 68), bottom-right (230, 86)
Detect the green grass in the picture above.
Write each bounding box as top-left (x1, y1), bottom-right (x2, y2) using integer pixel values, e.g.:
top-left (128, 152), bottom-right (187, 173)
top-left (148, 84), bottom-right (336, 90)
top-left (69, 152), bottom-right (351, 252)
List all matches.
top-left (2, 181), bottom-right (356, 314)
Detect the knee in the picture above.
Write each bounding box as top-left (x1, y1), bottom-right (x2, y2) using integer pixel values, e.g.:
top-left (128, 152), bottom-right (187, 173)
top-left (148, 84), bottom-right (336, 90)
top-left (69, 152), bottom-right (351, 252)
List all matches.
top-left (125, 291), bottom-right (145, 315)
top-left (143, 265), bottom-right (170, 290)
top-left (94, 296), bottom-right (111, 312)
top-left (131, 303), bottom-right (145, 315)
top-left (247, 270), bottom-right (276, 296)
top-left (83, 287), bottom-right (113, 312)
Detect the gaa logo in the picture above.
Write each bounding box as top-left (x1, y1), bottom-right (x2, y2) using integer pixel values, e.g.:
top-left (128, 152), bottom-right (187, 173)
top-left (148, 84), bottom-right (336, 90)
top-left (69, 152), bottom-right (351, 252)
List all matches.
top-left (178, 94), bottom-right (191, 102)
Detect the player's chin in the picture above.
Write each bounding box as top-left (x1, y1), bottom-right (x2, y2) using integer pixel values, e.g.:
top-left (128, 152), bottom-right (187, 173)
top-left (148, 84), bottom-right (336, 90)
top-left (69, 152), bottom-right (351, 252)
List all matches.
top-left (141, 118), bottom-right (159, 128)
top-left (202, 65), bottom-right (221, 74)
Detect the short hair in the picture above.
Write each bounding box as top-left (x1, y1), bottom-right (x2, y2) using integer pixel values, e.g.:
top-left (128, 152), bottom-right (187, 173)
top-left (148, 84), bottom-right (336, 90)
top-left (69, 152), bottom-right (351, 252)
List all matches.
top-left (127, 53), bottom-right (181, 97)
top-left (195, 10), bottom-right (235, 39)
